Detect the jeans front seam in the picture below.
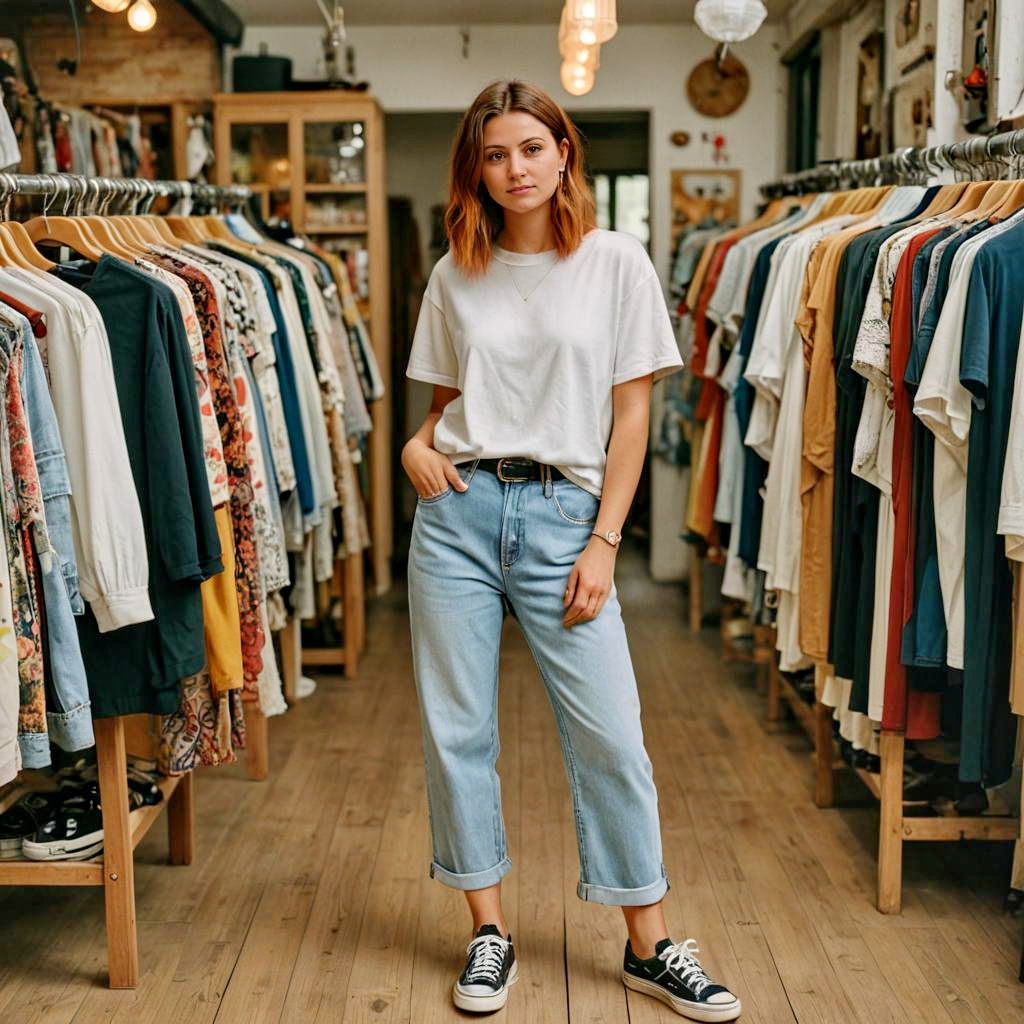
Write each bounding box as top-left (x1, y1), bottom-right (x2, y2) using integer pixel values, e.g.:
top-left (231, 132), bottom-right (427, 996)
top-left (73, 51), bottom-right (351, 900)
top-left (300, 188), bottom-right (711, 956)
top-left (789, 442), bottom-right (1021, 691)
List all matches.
top-left (519, 630), bottom-right (590, 882)
top-left (490, 660), bottom-right (506, 866)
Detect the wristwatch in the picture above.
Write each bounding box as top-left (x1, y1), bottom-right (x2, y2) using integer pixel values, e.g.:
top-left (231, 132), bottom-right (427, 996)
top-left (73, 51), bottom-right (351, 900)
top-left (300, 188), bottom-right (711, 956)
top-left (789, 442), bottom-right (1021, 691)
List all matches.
top-left (591, 528), bottom-right (622, 548)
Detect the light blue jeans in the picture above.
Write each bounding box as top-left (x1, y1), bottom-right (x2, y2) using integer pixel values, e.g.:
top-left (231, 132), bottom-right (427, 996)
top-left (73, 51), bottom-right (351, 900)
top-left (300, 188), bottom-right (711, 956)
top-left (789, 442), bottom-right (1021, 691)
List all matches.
top-left (407, 460), bottom-right (669, 906)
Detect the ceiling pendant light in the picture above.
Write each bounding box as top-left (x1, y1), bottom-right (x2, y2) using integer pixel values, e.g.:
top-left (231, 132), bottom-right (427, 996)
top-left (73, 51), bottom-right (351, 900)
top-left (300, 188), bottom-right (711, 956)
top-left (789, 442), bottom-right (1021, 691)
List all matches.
top-left (565, 1), bottom-right (617, 44)
top-left (561, 60), bottom-right (594, 97)
top-left (558, 8), bottom-right (600, 70)
top-left (127, 0), bottom-right (157, 32)
top-left (89, 0), bottom-right (131, 12)
top-left (694, 0), bottom-right (767, 44)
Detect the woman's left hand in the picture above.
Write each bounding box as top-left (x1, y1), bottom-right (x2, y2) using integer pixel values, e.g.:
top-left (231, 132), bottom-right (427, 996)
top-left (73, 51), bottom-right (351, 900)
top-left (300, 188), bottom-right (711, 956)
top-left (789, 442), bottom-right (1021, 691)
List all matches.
top-left (563, 538), bottom-right (617, 628)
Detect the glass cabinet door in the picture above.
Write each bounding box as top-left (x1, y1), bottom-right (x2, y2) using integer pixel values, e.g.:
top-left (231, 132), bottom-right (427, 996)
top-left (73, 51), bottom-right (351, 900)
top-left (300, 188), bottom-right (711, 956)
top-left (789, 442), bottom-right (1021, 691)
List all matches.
top-left (229, 121), bottom-right (291, 224)
top-left (304, 120), bottom-right (366, 184)
top-left (302, 120), bottom-right (369, 263)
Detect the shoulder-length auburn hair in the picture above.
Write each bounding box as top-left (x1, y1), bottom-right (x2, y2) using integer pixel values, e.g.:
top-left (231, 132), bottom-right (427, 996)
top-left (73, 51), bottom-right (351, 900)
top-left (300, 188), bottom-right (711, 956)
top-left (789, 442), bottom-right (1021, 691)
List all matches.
top-left (445, 79), bottom-right (596, 276)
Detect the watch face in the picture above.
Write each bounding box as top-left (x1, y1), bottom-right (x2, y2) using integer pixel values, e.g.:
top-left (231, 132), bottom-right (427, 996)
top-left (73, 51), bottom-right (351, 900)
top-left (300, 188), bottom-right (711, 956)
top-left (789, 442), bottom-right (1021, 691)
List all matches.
top-left (608, 530), bottom-right (621, 544)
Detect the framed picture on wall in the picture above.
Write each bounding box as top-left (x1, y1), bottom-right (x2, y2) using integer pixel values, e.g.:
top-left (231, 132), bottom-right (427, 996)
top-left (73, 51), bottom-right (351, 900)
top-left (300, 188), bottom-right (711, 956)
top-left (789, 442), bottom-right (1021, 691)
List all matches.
top-left (960, 0), bottom-right (997, 132)
top-left (892, 0), bottom-right (936, 75)
top-left (670, 169), bottom-right (740, 246)
top-left (890, 60), bottom-right (933, 148)
top-left (856, 30), bottom-right (884, 159)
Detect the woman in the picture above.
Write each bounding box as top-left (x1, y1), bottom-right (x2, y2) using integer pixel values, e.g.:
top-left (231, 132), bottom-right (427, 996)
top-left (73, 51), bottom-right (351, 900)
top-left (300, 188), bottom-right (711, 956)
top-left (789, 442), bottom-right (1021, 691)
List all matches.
top-left (402, 80), bottom-right (741, 1023)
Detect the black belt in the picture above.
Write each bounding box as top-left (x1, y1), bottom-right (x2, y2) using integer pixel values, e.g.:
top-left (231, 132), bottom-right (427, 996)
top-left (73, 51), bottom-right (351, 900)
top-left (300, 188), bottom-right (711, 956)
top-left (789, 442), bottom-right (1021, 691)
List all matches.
top-left (476, 458), bottom-right (565, 483)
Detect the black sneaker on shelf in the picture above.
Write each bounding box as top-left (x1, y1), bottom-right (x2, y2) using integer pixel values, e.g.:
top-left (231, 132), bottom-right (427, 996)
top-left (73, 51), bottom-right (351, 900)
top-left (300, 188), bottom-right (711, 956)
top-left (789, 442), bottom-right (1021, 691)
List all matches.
top-left (452, 924), bottom-right (518, 1013)
top-left (0, 790), bottom-right (64, 859)
top-left (22, 789), bottom-right (104, 861)
top-left (623, 938), bottom-right (742, 1022)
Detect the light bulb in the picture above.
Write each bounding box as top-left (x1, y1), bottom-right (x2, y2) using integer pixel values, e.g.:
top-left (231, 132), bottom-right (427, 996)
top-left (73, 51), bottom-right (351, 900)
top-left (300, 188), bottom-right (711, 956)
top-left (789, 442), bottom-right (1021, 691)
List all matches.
top-left (90, 0), bottom-right (131, 11)
top-left (578, 26), bottom-right (597, 45)
top-left (127, 0), bottom-right (157, 32)
top-left (567, 1), bottom-right (617, 44)
top-left (560, 60), bottom-right (594, 97)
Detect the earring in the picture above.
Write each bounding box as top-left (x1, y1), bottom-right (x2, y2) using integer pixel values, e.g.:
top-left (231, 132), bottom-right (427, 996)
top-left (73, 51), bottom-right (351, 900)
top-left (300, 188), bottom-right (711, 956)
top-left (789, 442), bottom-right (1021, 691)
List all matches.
top-left (558, 167), bottom-right (565, 187)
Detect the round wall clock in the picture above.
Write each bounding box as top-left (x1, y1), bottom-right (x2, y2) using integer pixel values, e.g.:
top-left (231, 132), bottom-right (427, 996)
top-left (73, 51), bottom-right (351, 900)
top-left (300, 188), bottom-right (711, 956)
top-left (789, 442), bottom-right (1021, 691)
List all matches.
top-left (686, 54), bottom-right (751, 118)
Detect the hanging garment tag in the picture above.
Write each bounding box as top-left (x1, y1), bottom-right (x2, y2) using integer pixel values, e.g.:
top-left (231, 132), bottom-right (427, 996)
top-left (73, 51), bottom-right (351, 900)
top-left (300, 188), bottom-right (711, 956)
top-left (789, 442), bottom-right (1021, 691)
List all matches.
top-left (59, 245), bottom-right (70, 264)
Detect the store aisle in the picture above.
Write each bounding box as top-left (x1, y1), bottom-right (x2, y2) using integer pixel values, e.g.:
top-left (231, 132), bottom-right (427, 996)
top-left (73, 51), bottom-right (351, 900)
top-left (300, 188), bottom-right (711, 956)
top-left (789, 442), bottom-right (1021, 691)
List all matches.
top-left (0, 547), bottom-right (1021, 1023)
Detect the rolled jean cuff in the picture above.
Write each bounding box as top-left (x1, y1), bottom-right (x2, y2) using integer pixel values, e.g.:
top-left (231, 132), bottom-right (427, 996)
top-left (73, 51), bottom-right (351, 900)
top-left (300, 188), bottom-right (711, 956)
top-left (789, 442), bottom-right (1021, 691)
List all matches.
top-left (577, 875), bottom-right (670, 907)
top-left (430, 856), bottom-right (512, 891)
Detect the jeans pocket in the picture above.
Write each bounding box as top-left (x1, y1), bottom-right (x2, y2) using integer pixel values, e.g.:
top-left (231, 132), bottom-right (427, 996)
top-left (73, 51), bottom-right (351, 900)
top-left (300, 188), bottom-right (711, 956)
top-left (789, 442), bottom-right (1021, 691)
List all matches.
top-left (552, 480), bottom-right (600, 524)
top-left (418, 486), bottom-right (453, 505)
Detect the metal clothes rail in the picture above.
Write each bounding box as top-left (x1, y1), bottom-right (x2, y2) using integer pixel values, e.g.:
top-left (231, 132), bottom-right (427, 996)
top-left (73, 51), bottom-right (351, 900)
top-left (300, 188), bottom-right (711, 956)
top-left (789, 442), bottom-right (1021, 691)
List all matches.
top-left (760, 126), bottom-right (1024, 197)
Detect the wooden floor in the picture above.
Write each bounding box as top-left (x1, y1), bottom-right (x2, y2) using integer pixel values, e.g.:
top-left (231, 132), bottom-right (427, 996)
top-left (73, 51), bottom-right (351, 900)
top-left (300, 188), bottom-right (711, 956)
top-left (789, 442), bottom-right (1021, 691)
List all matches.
top-left (2, 547), bottom-right (1023, 1023)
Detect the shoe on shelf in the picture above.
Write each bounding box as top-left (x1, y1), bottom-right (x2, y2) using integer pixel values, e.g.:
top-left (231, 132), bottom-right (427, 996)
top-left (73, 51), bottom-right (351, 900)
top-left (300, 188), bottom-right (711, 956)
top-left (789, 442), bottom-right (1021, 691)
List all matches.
top-left (0, 790), bottom-right (64, 859)
top-left (623, 938), bottom-right (742, 1022)
top-left (21, 790), bottom-right (104, 861)
top-left (452, 924), bottom-right (519, 1013)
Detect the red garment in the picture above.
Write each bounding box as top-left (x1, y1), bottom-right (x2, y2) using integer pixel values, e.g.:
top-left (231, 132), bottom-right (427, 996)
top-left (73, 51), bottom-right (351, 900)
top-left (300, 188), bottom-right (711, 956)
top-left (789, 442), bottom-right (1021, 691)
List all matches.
top-left (0, 292), bottom-right (46, 339)
top-left (883, 231), bottom-right (942, 737)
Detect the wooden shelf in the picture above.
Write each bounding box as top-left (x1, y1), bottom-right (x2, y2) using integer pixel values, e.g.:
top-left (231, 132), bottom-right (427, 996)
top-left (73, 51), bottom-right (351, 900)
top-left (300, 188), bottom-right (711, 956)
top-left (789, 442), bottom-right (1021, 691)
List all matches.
top-left (0, 772), bottom-right (185, 886)
top-left (854, 765), bottom-right (882, 800)
top-left (0, 858), bottom-right (104, 886)
top-left (130, 775), bottom-right (183, 849)
top-left (305, 183), bottom-right (367, 193)
top-left (304, 224), bottom-right (368, 235)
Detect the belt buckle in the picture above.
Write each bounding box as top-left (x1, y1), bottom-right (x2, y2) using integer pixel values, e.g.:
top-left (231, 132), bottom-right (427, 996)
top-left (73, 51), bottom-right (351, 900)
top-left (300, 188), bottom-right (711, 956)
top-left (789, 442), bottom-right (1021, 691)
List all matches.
top-left (496, 458), bottom-right (530, 482)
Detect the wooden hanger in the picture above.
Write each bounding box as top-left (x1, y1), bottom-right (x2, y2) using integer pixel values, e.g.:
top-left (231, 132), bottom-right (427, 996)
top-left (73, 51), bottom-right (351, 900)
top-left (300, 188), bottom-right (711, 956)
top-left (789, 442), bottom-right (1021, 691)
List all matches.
top-left (164, 215), bottom-right (208, 243)
top-left (22, 178), bottom-right (107, 262)
top-left (199, 215), bottom-right (237, 242)
top-left (916, 181), bottom-right (969, 219)
top-left (0, 173), bottom-right (55, 270)
top-left (0, 224), bottom-right (34, 269)
top-left (990, 178), bottom-right (1024, 220)
top-left (139, 215), bottom-right (183, 248)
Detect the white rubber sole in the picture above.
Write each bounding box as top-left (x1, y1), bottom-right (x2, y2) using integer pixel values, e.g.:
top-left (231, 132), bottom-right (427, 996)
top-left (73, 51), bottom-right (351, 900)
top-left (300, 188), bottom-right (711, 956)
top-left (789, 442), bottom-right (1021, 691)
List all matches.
top-left (623, 971), bottom-right (742, 1022)
top-left (22, 831), bottom-right (103, 861)
top-left (453, 959), bottom-right (519, 1013)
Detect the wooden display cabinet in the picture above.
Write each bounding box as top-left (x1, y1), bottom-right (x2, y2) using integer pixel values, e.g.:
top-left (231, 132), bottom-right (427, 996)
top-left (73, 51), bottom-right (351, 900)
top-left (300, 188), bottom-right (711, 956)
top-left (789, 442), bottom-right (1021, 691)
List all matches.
top-left (213, 91), bottom-right (393, 603)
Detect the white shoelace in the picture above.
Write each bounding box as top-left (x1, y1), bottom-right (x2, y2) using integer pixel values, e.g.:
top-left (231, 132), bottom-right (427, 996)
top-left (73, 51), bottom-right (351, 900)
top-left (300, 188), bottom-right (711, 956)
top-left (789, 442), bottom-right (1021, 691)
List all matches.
top-left (464, 934), bottom-right (509, 984)
top-left (658, 939), bottom-right (712, 997)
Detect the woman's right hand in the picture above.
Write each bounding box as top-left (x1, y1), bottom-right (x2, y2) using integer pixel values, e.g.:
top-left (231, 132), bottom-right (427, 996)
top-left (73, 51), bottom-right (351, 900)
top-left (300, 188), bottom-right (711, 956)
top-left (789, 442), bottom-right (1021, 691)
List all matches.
top-left (402, 439), bottom-right (469, 499)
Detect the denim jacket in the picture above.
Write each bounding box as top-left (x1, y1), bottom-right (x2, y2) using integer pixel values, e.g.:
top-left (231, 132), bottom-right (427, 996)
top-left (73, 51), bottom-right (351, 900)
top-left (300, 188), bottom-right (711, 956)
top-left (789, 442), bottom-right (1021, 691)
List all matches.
top-left (5, 306), bottom-right (93, 753)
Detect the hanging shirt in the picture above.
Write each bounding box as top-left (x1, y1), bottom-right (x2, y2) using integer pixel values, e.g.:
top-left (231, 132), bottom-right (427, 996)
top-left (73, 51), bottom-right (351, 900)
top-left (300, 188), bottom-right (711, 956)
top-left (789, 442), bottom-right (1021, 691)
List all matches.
top-left (55, 256), bottom-right (218, 718)
top-left (0, 267), bottom-right (152, 631)
top-left (957, 220), bottom-right (1024, 785)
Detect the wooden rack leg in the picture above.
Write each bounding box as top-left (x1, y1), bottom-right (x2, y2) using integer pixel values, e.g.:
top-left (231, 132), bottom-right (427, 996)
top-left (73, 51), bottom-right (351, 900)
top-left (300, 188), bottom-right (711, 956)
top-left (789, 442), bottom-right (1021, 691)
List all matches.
top-left (343, 553), bottom-right (360, 679)
top-left (766, 654), bottom-right (781, 723)
top-left (167, 771), bottom-right (194, 866)
top-left (689, 549), bottom-right (703, 634)
top-left (813, 665), bottom-right (835, 808)
top-left (878, 729), bottom-right (905, 914)
top-left (279, 616), bottom-right (301, 704)
top-left (353, 550), bottom-right (366, 653)
top-left (246, 705), bottom-right (269, 782)
top-left (94, 717), bottom-right (139, 989)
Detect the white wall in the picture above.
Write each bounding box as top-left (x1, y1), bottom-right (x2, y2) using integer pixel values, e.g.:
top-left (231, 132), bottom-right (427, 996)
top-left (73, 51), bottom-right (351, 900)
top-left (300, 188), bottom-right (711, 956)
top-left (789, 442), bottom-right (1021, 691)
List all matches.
top-left (232, 23), bottom-right (786, 286)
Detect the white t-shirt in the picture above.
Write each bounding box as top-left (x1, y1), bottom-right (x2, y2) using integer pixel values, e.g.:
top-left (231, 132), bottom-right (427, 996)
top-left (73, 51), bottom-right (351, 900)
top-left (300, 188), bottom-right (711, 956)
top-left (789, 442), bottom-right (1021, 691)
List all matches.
top-left (406, 229), bottom-right (682, 496)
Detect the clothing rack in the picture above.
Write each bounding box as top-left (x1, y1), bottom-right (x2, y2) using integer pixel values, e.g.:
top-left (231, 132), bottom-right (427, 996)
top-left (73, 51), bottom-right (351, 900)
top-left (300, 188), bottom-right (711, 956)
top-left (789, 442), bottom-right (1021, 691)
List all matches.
top-left (715, 137), bottom-right (1024, 913)
top-left (759, 127), bottom-right (1024, 198)
top-left (0, 171), bottom-right (312, 987)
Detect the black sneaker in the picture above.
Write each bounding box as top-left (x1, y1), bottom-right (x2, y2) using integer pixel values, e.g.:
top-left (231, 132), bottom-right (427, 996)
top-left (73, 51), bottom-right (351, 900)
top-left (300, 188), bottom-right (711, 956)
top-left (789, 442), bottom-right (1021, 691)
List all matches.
top-left (623, 938), bottom-right (741, 1022)
top-left (452, 924), bottom-right (519, 1013)
top-left (22, 788), bottom-right (104, 861)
